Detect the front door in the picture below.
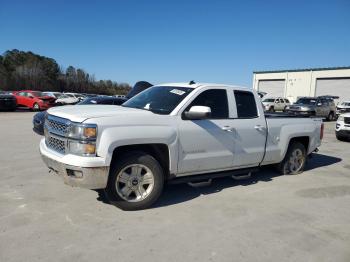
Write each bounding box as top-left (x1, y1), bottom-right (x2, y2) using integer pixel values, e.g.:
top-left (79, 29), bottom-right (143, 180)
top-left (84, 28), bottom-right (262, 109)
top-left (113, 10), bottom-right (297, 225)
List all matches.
top-left (177, 89), bottom-right (235, 175)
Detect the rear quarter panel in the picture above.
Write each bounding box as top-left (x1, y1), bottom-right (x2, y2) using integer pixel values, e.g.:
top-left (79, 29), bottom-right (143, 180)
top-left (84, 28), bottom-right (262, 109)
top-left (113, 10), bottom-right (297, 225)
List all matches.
top-left (262, 118), bottom-right (322, 165)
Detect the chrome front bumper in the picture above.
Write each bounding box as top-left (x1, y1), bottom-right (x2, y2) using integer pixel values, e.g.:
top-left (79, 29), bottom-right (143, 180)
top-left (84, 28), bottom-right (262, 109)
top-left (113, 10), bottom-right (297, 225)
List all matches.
top-left (41, 153), bottom-right (109, 189)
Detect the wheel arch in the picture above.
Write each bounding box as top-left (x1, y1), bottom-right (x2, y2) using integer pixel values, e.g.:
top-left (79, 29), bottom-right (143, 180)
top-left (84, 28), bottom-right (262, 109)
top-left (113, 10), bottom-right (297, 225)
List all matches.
top-left (286, 136), bottom-right (310, 157)
top-left (110, 144), bottom-right (171, 179)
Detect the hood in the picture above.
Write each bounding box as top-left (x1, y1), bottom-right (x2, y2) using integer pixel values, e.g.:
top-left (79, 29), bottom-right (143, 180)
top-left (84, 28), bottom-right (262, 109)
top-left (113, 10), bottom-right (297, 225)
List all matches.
top-left (47, 105), bottom-right (153, 122)
top-left (56, 97), bottom-right (78, 103)
top-left (337, 105), bottom-right (350, 109)
top-left (0, 94), bottom-right (16, 99)
top-left (38, 96), bottom-right (56, 102)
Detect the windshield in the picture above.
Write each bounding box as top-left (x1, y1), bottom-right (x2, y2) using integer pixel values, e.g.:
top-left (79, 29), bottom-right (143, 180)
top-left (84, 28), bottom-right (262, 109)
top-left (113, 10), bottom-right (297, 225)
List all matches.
top-left (263, 98), bottom-right (275, 102)
top-left (31, 91), bottom-right (43, 97)
top-left (122, 86), bottom-right (193, 114)
top-left (296, 98), bottom-right (316, 105)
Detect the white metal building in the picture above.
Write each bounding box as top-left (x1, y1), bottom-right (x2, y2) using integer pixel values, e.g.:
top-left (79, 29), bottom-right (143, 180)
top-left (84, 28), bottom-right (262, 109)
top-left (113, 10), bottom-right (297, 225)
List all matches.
top-left (253, 67), bottom-right (350, 103)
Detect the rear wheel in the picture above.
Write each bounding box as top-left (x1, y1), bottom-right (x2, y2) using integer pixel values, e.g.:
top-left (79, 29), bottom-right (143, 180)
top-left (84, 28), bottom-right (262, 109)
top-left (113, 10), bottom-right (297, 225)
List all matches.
top-left (327, 111), bottom-right (335, 121)
top-left (33, 103), bottom-right (40, 111)
top-left (104, 151), bottom-right (164, 211)
top-left (277, 142), bottom-right (306, 175)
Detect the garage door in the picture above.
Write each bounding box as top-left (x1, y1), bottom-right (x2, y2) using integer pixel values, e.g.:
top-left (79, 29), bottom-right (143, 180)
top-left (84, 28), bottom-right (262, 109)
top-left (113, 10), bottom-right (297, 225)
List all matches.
top-left (316, 78), bottom-right (350, 101)
top-left (258, 80), bottom-right (285, 97)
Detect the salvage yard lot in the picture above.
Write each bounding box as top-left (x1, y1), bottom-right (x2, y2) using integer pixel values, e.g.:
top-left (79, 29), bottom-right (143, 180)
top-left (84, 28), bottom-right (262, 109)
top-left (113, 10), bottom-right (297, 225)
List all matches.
top-left (1, 112), bottom-right (350, 262)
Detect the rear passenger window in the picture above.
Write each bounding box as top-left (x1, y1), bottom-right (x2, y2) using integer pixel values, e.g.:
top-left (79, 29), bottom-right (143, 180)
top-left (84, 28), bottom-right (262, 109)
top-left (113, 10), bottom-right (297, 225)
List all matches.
top-left (234, 91), bottom-right (258, 118)
top-left (285, 99), bottom-right (290, 103)
top-left (185, 89), bottom-right (229, 119)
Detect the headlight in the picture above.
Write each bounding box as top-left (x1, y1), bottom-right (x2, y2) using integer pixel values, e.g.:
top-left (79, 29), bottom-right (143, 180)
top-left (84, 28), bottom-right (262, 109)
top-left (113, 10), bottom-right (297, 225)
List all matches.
top-left (285, 106), bottom-right (290, 110)
top-left (68, 124), bottom-right (97, 140)
top-left (338, 115), bottom-right (344, 121)
top-left (300, 106), bottom-right (311, 111)
top-left (68, 141), bottom-right (96, 156)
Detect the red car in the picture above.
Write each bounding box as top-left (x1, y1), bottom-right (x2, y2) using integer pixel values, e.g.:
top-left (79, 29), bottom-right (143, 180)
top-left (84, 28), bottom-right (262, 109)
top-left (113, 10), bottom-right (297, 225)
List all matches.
top-left (13, 90), bottom-right (56, 111)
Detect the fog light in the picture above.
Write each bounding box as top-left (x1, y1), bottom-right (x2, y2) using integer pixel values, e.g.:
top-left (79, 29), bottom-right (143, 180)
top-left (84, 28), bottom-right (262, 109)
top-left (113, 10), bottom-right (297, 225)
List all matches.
top-left (67, 169), bottom-right (83, 178)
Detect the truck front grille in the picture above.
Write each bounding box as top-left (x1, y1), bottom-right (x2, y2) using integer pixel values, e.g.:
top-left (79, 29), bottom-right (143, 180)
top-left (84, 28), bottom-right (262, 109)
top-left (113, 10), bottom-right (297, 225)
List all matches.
top-left (46, 115), bottom-right (70, 136)
top-left (45, 115), bottom-right (70, 154)
top-left (46, 135), bottom-right (65, 154)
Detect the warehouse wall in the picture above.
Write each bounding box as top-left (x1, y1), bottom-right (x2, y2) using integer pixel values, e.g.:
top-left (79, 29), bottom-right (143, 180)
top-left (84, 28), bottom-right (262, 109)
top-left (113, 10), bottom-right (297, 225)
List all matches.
top-left (253, 68), bottom-right (350, 103)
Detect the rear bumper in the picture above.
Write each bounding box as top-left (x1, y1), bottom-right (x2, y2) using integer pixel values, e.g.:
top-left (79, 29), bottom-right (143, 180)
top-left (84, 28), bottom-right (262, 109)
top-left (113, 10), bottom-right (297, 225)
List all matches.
top-left (285, 110), bottom-right (315, 116)
top-left (40, 138), bottom-right (109, 189)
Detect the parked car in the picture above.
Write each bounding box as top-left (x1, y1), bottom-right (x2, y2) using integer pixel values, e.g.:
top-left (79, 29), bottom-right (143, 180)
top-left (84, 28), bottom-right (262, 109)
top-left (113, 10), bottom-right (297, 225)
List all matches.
top-left (64, 93), bottom-right (86, 102)
top-left (262, 97), bottom-right (290, 112)
top-left (336, 101), bottom-right (350, 117)
top-left (0, 93), bottom-right (17, 111)
top-left (285, 96), bottom-right (337, 120)
top-left (39, 82), bottom-right (323, 210)
top-left (13, 90), bottom-right (56, 111)
top-left (335, 113), bottom-right (350, 141)
top-left (78, 96), bottom-right (127, 105)
top-left (43, 91), bottom-right (79, 105)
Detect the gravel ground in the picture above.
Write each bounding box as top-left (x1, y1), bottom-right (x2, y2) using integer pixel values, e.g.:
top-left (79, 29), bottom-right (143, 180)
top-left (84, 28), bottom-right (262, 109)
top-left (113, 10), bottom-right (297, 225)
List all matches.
top-left (0, 112), bottom-right (349, 262)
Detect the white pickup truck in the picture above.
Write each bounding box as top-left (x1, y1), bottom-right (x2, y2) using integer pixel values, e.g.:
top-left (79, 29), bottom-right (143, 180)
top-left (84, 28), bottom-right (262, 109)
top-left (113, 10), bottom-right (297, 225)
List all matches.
top-left (40, 82), bottom-right (324, 210)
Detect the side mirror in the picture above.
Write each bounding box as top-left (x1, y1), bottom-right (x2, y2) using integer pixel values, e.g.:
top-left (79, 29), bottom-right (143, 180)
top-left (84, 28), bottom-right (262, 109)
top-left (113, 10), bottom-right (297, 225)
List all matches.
top-left (28, 95), bottom-right (34, 99)
top-left (184, 106), bottom-right (211, 120)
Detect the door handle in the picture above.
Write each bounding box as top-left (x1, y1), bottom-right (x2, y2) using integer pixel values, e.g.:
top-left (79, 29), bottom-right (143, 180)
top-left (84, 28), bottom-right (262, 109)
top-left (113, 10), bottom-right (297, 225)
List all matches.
top-left (222, 126), bottom-right (234, 132)
top-left (254, 125), bottom-right (265, 132)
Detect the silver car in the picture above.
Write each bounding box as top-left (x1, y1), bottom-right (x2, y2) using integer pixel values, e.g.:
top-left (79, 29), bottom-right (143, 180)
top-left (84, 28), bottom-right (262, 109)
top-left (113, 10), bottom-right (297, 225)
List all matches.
top-left (285, 96), bottom-right (337, 121)
top-left (262, 97), bottom-right (291, 112)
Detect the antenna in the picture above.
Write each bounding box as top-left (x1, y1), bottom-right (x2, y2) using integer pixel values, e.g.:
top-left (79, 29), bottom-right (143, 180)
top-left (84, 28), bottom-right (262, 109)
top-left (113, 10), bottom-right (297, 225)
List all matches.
top-left (189, 80), bottom-right (196, 85)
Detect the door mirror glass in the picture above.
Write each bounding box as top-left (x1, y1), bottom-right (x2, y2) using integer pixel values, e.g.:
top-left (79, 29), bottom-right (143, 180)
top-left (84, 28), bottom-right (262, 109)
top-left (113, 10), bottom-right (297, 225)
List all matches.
top-left (184, 106), bottom-right (211, 120)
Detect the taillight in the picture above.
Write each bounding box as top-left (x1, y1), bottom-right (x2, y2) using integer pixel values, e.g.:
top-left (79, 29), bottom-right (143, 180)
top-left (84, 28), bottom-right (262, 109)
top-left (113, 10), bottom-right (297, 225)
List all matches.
top-left (320, 123), bottom-right (324, 140)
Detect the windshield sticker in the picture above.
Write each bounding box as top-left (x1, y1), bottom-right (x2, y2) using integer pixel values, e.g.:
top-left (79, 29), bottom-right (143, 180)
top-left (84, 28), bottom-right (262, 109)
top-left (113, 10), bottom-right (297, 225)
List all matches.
top-left (170, 89), bottom-right (186, 96)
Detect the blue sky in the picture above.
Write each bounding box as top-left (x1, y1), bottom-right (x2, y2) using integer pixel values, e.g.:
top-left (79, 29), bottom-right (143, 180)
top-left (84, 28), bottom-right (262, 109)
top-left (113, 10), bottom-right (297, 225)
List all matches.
top-left (1, 0), bottom-right (349, 87)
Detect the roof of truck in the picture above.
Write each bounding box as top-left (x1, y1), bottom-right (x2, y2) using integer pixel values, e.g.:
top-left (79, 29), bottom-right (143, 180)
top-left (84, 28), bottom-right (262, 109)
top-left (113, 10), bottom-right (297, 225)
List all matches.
top-left (157, 82), bottom-right (250, 90)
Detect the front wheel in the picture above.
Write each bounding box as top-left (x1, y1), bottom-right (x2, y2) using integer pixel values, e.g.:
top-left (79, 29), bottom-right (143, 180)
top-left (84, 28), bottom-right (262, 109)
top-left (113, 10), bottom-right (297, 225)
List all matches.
top-left (33, 103), bottom-right (40, 111)
top-left (277, 142), bottom-right (306, 175)
top-left (104, 151), bottom-right (164, 211)
top-left (336, 132), bottom-right (347, 141)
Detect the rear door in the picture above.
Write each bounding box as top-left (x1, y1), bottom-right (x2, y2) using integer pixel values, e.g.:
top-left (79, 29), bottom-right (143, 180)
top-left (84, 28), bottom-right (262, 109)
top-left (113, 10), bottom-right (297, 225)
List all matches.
top-left (231, 90), bottom-right (266, 168)
top-left (177, 88), bottom-right (235, 174)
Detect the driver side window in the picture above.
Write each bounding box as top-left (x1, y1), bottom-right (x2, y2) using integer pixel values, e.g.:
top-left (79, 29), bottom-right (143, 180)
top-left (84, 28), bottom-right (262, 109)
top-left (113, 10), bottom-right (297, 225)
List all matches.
top-left (185, 89), bottom-right (229, 119)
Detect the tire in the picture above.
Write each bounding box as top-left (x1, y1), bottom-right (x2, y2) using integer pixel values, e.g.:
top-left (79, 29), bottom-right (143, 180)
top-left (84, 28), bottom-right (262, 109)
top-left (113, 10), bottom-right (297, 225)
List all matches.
top-left (33, 103), bottom-right (40, 111)
top-left (336, 132), bottom-right (347, 141)
top-left (104, 151), bottom-right (164, 211)
top-left (326, 112), bottom-right (334, 121)
top-left (277, 142), bottom-right (307, 175)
